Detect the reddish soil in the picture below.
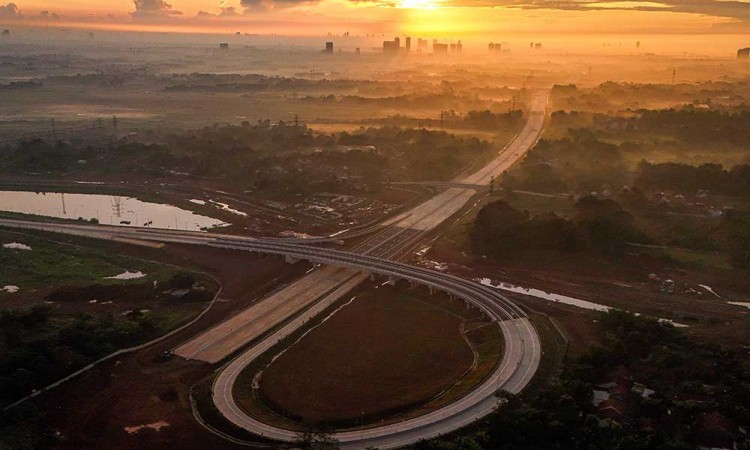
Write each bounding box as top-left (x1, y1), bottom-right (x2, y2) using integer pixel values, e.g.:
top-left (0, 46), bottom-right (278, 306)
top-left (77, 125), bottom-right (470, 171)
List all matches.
top-left (255, 285), bottom-right (476, 426)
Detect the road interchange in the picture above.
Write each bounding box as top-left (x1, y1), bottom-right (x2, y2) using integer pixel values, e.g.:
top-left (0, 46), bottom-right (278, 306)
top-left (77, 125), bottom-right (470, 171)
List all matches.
top-left (0, 217), bottom-right (541, 449)
top-left (0, 89), bottom-right (549, 449)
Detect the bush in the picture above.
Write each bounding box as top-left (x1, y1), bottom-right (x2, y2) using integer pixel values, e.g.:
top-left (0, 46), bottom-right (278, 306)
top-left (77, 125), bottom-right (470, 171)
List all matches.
top-left (169, 272), bottom-right (196, 289)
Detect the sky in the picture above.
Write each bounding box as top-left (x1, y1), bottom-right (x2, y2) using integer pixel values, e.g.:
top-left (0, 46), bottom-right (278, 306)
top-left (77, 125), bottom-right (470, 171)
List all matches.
top-left (2, 0), bottom-right (750, 39)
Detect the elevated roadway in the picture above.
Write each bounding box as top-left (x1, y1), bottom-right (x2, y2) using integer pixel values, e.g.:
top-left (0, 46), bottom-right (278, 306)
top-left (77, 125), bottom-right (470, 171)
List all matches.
top-left (0, 217), bottom-right (541, 449)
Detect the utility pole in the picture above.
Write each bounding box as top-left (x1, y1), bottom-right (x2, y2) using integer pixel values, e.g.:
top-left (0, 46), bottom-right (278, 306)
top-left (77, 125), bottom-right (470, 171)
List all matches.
top-left (672, 69), bottom-right (676, 84)
top-left (51, 118), bottom-right (57, 142)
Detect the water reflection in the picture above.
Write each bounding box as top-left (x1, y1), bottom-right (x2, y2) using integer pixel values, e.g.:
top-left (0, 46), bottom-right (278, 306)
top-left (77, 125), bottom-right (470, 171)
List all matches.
top-left (0, 191), bottom-right (227, 231)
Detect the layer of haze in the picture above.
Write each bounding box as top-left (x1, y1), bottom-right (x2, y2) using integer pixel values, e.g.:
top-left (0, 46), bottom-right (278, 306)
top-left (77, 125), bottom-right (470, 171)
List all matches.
top-left (2, 0), bottom-right (750, 55)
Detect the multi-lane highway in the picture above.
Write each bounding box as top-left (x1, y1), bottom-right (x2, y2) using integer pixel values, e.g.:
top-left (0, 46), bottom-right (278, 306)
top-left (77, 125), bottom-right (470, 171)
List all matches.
top-left (171, 89), bottom-right (548, 366)
top-left (0, 89), bottom-right (549, 449)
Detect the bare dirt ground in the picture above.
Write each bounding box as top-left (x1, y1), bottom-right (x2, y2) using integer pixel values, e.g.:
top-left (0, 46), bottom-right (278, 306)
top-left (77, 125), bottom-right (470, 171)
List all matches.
top-left (244, 283), bottom-right (500, 428)
top-left (26, 243), bottom-right (307, 450)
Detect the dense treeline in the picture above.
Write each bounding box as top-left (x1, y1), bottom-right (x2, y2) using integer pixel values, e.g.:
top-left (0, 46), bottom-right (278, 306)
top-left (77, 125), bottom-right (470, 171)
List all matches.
top-left (0, 271), bottom-right (205, 408)
top-left (632, 109), bottom-right (750, 146)
top-left (552, 107), bottom-right (750, 149)
top-left (471, 197), bottom-right (641, 256)
top-left (552, 81), bottom-right (750, 114)
top-left (163, 74), bottom-right (405, 94)
top-left (725, 209), bottom-right (750, 269)
top-left (414, 311), bottom-right (750, 450)
top-left (464, 110), bottom-right (524, 130)
top-left (635, 162), bottom-right (750, 197)
top-left (365, 109), bottom-right (524, 132)
top-left (301, 92), bottom-right (492, 111)
top-left (0, 123), bottom-right (492, 195)
top-left (501, 135), bottom-right (628, 193)
top-left (499, 126), bottom-right (745, 196)
top-left (0, 306), bottom-right (159, 407)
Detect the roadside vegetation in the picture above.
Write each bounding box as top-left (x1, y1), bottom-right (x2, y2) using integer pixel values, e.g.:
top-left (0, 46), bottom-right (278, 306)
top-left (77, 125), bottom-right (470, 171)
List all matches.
top-left (413, 310), bottom-right (750, 450)
top-left (471, 196), bottom-right (642, 257)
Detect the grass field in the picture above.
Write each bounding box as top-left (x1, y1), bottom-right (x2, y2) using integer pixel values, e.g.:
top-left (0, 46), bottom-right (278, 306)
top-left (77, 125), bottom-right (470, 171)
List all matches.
top-left (0, 228), bottom-right (179, 295)
top-left (236, 283), bottom-right (503, 428)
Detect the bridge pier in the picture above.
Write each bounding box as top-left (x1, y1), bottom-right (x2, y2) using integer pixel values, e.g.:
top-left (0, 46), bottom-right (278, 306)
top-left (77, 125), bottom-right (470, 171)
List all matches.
top-left (284, 255), bottom-right (300, 264)
top-left (387, 276), bottom-right (397, 286)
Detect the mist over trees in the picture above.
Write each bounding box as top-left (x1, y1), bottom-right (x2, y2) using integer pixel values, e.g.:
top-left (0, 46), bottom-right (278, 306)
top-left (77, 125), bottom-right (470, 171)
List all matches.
top-left (470, 197), bottom-right (640, 257)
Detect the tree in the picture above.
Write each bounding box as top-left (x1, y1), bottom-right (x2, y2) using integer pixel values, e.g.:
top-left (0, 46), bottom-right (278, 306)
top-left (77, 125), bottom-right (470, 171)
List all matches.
top-left (294, 431), bottom-right (339, 450)
top-left (724, 209), bottom-right (750, 269)
top-left (574, 196), bottom-right (637, 252)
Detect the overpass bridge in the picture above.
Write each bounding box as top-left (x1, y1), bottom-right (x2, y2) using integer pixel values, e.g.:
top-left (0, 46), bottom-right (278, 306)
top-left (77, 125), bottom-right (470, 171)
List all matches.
top-left (387, 181), bottom-right (491, 191)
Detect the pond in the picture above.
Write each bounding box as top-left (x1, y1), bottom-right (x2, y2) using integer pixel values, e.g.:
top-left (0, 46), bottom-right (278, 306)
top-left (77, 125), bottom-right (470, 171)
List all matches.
top-left (0, 191), bottom-right (228, 231)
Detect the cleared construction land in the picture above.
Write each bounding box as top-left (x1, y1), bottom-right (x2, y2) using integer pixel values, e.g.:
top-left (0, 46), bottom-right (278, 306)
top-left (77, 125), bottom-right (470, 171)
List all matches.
top-left (236, 284), bottom-right (504, 428)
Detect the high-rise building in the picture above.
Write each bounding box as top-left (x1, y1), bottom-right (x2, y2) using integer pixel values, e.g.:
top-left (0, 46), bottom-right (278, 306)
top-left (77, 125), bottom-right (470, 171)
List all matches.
top-left (449, 43), bottom-right (456, 52)
top-left (456, 40), bottom-right (463, 53)
top-left (406, 37), bottom-right (411, 52)
top-left (325, 42), bottom-right (334, 53)
top-left (418, 38), bottom-right (428, 51)
top-left (383, 37), bottom-right (401, 54)
top-left (738, 48), bottom-right (750, 59)
top-left (219, 43), bottom-right (229, 49)
top-left (1, 29), bottom-right (10, 37)
top-left (433, 43), bottom-right (448, 54)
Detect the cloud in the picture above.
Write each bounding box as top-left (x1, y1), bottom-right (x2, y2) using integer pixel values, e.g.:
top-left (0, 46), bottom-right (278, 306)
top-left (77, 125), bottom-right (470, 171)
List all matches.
top-left (131, 0), bottom-right (183, 19)
top-left (447, 0), bottom-right (750, 23)
top-left (0, 2), bottom-right (19, 18)
top-left (40, 10), bottom-right (60, 20)
top-left (240, 0), bottom-right (319, 11)
top-left (220, 6), bottom-right (242, 15)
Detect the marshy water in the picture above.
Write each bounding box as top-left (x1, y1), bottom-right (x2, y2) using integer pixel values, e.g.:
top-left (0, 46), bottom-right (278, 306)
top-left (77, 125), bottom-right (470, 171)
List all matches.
top-left (0, 191), bottom-right (227, 231)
